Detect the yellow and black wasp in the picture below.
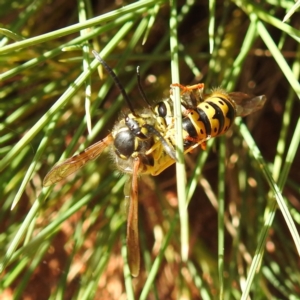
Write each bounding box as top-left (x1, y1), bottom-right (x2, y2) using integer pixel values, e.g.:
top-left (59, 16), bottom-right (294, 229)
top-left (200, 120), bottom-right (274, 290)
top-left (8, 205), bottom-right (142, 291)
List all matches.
top-left (43, 50), bottom-right (266, 276)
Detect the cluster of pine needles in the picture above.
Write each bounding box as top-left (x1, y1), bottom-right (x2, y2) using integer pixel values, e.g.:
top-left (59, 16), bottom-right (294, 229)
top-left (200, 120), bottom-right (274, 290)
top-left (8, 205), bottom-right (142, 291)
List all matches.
top-left (0, 0), bottom-right (299, 299)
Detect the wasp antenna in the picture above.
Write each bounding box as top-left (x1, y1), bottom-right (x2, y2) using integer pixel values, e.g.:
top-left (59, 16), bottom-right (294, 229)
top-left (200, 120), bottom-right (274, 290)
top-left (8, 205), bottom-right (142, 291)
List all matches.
top-left (136, 66), bottom-right (151, 108)
top-left (92, 50), bottom-right (136, 116)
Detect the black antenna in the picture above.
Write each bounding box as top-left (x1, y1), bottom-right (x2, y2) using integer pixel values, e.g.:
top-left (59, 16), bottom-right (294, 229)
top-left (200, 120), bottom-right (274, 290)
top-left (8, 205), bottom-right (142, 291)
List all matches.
top-left (92, 50), bottom-right (136, 116)
top-left (136, 66), bottom-right (151, 108)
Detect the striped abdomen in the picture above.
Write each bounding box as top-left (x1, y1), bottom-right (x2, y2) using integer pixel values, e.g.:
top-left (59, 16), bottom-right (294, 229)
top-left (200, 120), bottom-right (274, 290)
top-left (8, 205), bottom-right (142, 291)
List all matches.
top-left (182, 90), bottom-right (236, 148)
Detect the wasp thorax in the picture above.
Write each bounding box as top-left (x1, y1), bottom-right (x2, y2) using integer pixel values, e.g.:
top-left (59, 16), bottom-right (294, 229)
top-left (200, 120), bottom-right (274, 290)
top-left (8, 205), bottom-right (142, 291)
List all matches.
top-left (113, 128), bottom-right (136, 159)
top-left (112, 115), bottom-right (156, 165)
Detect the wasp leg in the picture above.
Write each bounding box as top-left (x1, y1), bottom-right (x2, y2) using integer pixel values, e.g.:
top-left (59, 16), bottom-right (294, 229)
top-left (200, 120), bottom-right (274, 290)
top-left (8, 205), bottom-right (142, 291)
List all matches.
top-left (184, 135), bottom-right (212, 153)
top-left (143, 124), bottom-right (177, 161)
top-left (170, 83), bottom-right (205, 94)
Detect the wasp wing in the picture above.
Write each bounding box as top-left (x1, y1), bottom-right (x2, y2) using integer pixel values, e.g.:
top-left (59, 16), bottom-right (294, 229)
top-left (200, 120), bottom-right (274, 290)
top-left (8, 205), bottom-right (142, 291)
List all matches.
top-left (126, 157), bottom-right (140, 277)
top-left (43, 134), bottom-right (113, 187)
top-left (230, 92), bottom-right (267, 117)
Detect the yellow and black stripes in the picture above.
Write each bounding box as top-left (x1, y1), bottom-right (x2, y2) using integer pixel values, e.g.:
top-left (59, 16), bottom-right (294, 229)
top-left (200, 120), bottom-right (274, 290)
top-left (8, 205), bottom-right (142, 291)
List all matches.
top-left (180, 90), bottom-right (236, 150)
top-left (169, 84), bottom-right (266, 151)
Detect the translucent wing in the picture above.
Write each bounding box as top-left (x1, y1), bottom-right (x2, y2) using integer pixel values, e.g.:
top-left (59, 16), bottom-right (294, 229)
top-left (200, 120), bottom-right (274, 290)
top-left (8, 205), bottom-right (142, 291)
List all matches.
top-left (230, 92), bottom-right (267, 117)
top-left (126, 157), bottom-right (140, 277)
top-left (43, 134), bottom-right (114, 187)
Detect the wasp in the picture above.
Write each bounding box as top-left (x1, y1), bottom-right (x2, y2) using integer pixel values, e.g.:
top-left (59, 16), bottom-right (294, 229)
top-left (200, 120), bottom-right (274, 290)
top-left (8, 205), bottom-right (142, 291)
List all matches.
top-left (43, 51), bottom-right (266, 277)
